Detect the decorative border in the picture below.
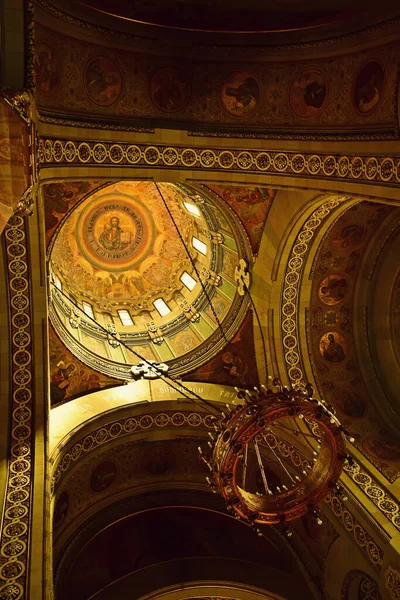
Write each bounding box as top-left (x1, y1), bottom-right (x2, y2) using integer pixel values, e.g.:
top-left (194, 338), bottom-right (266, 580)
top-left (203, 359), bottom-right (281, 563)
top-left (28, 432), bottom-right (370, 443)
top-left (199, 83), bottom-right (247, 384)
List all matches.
top-left (39, 114), bottom-right (155, 133)
top-left (50, 410), bottom-right (217, 494)
top-left (385, 564), bottom-right (400, 599)
top-left (325, 493), bottom-right (383, 572)
top-left (344, 461), bottom-right (400, 532)
top-left (39, 139), bottom-right (400, 187)
top-left (281, 196), bottom-right (349, 390)
top-left (0, 216), bottom-right (34, 599)
top-left (188, 130), bottom-right (397, 142)
top-left (341, 570), bottom-right (380, 599)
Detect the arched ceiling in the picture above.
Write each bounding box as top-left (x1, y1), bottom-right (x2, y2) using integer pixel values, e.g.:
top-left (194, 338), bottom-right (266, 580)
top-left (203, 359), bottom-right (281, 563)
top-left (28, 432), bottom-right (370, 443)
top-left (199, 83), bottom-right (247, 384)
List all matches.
top-left (47, 180), bottom-right (262, 396)
top-left (308, 200), bottom-right (400, 479)
top-left (50, 182), bottom-right (199, 311)
top-left (40, 0), bottom-right (400, 38)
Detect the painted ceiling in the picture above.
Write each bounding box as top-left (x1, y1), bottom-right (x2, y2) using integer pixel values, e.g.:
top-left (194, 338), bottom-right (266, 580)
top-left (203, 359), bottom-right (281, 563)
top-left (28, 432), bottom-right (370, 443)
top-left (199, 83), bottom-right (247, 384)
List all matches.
top-left (34, 22), bottom-right (398, 136)
top-left (309, 200), bottom-right (400, 480)
top-left (50, 181), bottom-right (196, 311)
top-left (47, 181), bottom-right (270, 399)
top-left (74, 0), bottom-right (362, 32)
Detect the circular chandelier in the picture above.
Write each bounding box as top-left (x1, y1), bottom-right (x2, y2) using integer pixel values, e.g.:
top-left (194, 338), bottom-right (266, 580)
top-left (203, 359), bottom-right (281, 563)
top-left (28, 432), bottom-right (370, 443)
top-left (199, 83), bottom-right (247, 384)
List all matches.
top-left (200, 379), bottom-right (351, 534)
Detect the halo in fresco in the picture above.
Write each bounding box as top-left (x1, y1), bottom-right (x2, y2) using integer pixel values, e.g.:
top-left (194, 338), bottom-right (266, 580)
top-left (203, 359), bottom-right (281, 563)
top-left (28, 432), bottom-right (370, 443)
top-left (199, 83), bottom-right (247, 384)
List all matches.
top-left (330, 223), bottom-right (366, 252)
top-left (220, 72), bottom-right (261, 117)
top-left (289, 70), bottom-right (327, 119)
top-left (333, 389), bottom-right (366, 418)
top-left (149, 67), bottom-right (191, 113)
top-left (319, 331), bottom-right (348, 364)
top-left (353, 60), bottom-right (385, 116)
top-left (76, 194), bottom-right (155, 272)
top-left (34, 41), bottom-right (59, 97)
top-left (318, 274), bottom-right (347, 305)
top-left (84, 56), bottom-right (122, 107)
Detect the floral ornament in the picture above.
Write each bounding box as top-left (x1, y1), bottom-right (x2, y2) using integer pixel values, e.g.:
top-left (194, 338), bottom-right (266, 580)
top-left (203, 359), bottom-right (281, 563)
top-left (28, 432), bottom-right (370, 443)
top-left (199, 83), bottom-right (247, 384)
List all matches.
top-left (385, 565), bottom-right (400, 599)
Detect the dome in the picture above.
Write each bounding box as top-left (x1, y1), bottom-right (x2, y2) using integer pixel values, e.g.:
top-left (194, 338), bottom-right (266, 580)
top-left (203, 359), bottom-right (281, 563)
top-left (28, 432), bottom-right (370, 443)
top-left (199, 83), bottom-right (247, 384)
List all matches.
top-left (49, 181), bottom-right (252, 379)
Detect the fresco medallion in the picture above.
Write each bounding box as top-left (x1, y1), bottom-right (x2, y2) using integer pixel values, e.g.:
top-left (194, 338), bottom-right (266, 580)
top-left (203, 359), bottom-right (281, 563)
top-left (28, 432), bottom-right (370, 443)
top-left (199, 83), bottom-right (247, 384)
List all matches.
top-left (53, 491), bottom-right (69, 528)
top-left (353, 60), bottom-right (385, 116)
top-left (90, 460), bottom-right (118, 493)
top-left (84, 56), bottom-right (122, 107)
top-left (149, 67), bottom-right (191, 113)
top-left (76, 195), bottom-right (155, 272)
top-left (319, 331), bottom-right (348, 364)
top-left (220, 72), bottom-right (261, 117)
top-left (318, 274), bottom-right (347, 305)
top-left (289, 70), bottom-right (327, 119)
top-left (330, 223), bottom-right (366, 252)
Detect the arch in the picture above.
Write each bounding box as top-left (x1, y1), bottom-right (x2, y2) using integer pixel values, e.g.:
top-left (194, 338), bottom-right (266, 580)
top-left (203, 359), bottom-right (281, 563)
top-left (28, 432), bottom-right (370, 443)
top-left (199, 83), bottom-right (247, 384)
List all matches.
top-left (341, 569), bottom-right (381, 599)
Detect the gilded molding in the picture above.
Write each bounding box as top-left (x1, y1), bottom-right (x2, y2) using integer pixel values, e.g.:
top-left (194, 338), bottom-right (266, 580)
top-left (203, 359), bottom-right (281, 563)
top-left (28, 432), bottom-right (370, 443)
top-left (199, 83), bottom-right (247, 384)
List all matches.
top-left (39, 139), bottom-right (400, 187)
top-left (385, 565), bottom-right (400, 599)
top-left (188, 130), bottom-right (397, 142)
top-left (281, 196), bottom-right (349, 391)
top-left (39, 115), bottom-right (155, 133)
top-left (282, 201), bottom-right (400, 545)
top-left (0, 216), bottom-right (34, 600)
top-left (1, 87), bottom-right (39, 218)
top-left (325, 492), bottom-right (383, 572)
top-left (51, 410), bottom-right (218, 495)
top-left (0, 88), bottom-right (33, 124)
top-left (344, 459), bottom-right (400, 532)
top-left (341, 570), bottom-right (380, 599)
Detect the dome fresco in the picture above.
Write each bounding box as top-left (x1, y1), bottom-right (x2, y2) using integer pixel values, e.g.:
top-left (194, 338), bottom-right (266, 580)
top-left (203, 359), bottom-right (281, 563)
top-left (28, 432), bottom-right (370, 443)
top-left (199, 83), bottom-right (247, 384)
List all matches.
top-left (49, 181), bottom-right (252, 379)
top-left (51, 182), bottom-right (197, 310)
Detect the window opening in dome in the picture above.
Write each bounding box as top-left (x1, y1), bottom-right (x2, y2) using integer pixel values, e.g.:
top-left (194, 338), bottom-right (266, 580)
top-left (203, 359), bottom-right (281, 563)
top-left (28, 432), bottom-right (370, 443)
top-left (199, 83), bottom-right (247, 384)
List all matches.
top-left (184, 201), bottom-right (201, 217)
top-left (153, 298), bottom-right (171, 317)
top-left (118, 309), bottom-right (134, 326)
top-left (180, 271), bottom-right (197, 291)
top-left (54, 276), bottom-right (62, 291)
top-left (82, 301), bottom-right (94, 319)
top-left (192, 236), bottom-right (207, 255)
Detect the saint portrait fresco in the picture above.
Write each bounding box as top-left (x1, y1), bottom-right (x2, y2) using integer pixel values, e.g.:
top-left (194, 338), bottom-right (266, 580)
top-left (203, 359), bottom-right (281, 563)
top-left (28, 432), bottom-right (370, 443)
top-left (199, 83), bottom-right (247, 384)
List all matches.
top-left (90, 460), bottom-right (118, 493)
top-left (363, 438), bottom-right (400, 463)
top-left (318, 275), bottom-right (347, 305)
top-left (149, 67), bottom-right (191, 113)
top-left (330, 223), bottom-right (366, 252)
top-left (220, 72), bottom-right (261, 117)
top-left (77, 197), bottom-right (153, 272)
top-left (319, 331), bottom-right (347, 364)
top-left (184, 311), bottom-right (258, 389)
top-left (289, 70), bottom-right (327, 118)
top-left (84, 56), bottom-right (122, 107)
top-left (333, 389), bottom-right (366, 418)
top-left (53, 491), bottom-right (69, 529)
top-left (34, 41), bottom-right (59, 97)
top-left (98, 216), bottom-right (132, 251)
top-left (50, 360), bottom-right (76, 405)
top-left (353, 60), bottom-right (385, 115)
